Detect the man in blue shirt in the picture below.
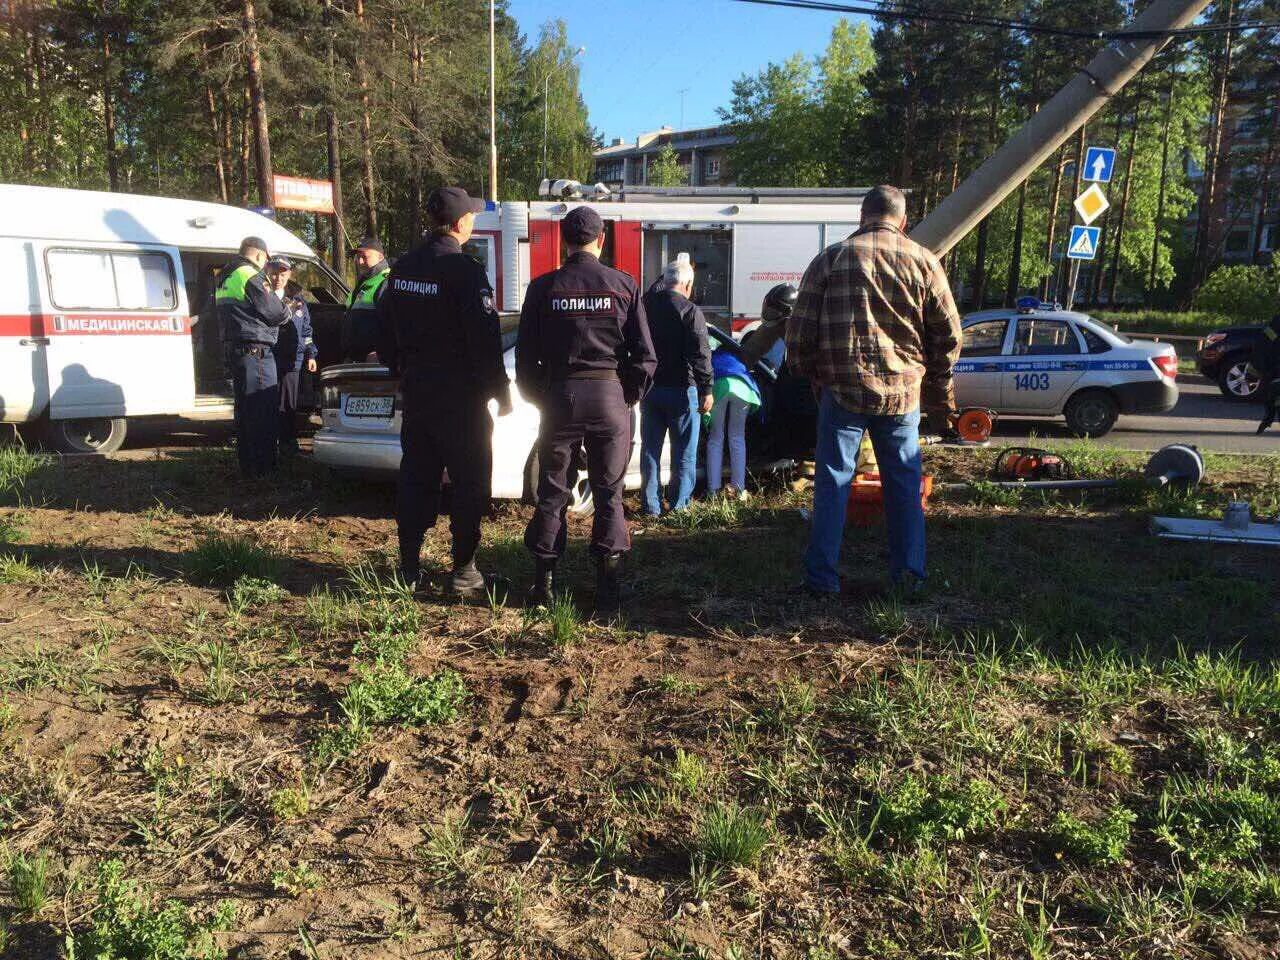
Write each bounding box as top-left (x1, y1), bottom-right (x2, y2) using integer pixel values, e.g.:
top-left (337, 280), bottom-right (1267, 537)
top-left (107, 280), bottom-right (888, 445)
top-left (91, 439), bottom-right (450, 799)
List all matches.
top-left (265, 257), bottom-right (318, 457)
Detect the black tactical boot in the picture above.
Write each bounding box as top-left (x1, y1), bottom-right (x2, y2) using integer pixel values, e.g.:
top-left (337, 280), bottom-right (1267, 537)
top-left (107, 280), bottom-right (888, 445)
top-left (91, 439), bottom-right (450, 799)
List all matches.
top-left (594, 552), bottom-right (624, 619)
top-left (526, 558), bottom-right (558, 607)
top-left (448, 559), bottom-right (487, 596)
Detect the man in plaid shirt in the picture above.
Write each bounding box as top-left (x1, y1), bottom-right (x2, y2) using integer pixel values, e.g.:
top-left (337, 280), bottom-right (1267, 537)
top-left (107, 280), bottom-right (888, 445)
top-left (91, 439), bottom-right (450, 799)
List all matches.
top-left (785, 185), bottom-right (961, 596)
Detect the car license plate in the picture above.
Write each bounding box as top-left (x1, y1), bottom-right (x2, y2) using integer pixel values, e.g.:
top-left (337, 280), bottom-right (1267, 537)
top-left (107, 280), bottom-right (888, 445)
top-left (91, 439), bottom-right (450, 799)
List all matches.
top-left (343, 395), bottom-right (394, 418)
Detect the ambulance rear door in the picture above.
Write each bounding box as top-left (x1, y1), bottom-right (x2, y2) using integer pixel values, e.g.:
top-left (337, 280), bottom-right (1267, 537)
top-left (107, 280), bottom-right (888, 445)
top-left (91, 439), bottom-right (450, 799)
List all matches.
top-left (0, 237), bottom-right (51, 423)
top-left (40, 242), bottom-right (194, 420)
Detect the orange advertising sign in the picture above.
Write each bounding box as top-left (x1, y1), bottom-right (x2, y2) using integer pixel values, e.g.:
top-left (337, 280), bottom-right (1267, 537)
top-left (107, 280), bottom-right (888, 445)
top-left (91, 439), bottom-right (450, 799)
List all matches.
top-left (272, 174), bottom-right (335, 213)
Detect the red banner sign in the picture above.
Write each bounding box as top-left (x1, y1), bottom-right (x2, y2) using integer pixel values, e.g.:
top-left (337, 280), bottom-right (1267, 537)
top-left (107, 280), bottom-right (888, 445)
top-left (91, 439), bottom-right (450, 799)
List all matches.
top-left (272, 175), bottom-right (335, 213)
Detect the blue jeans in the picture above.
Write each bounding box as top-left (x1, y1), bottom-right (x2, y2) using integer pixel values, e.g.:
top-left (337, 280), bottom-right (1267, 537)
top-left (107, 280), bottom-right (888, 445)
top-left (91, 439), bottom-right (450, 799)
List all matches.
top-left (804, 389), bottom-right (925, 593)
top-left (640, 385), bottom-right (699, 515)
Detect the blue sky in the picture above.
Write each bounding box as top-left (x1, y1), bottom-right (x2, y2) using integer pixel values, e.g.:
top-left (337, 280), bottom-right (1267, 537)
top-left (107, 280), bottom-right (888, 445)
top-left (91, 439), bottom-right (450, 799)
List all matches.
top-left (507, 0), bottom-right (872, 143)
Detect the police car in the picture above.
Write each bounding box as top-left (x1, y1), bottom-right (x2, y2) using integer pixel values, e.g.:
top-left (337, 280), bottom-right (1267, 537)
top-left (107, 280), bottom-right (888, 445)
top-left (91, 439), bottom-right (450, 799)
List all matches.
top-left (955, 299), bottom-right (1179, 437)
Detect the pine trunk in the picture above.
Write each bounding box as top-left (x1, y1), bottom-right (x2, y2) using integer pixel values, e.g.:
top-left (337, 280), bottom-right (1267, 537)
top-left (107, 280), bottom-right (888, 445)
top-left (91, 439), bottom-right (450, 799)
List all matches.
top-left (238, 87), bottom-right (250, 207)
top-left (242, 0), bottom-right (274, 208)
top-left (355, 0), bottom-right (377, 237)
top-left (1147, 75), bottom-right (1176, 304)
top-left (323, 0), bottom-right (347, 268)
top-left (1042, 145), bottom-right (1066, 299)
top-left (1107, 76), bottom-right (1145, 306)
top-left (1006, 180), bottom-right (1027, 306)
top-left (1192, 0), bottom-right (1235, 288)
top-left (100, 5), bottom-right (119, 190)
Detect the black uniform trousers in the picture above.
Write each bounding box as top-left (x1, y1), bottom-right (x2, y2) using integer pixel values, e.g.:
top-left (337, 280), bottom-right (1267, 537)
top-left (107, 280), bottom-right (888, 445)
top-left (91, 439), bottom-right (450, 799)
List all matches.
top-left (525, 377), bottom-right (631, 561)
top-left (231, 346), bottom-right (279, 478)
top-left (397, 382), bottom-right (494, 572)
top-left (278, 369), bottom-right (302, 456)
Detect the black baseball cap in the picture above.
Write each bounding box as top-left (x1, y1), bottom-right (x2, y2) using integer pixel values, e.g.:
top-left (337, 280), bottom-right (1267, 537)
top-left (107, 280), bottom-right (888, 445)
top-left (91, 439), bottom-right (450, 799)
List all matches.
top-left (426, 186), bottom-right (486, 227)
top-left (562, 206), bottom-right (604, 246)
top-left (349, 235), bottom-right (384, 256)
top-left (265, 255), bottom-right (292, 271)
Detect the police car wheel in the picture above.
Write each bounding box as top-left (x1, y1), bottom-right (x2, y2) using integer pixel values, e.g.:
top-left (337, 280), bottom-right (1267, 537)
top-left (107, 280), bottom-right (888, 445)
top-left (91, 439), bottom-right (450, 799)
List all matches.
top-left (45, 416), bottom-right (128, 455)
top-left (1063, 390), bottom-right (1119, 438)
top-left (1218, 356), bottom-right (1260, 402)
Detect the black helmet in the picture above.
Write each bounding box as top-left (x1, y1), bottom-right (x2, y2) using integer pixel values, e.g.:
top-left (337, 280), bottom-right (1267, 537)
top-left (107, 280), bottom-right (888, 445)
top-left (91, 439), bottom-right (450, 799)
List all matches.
top-left (761, 283), bottom-right (799, 323)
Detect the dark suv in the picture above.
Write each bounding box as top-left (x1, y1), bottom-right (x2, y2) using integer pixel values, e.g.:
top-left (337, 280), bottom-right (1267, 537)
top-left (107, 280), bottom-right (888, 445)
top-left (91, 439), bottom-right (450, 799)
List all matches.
top-left (1197, 325), bottom-right (1264, 401)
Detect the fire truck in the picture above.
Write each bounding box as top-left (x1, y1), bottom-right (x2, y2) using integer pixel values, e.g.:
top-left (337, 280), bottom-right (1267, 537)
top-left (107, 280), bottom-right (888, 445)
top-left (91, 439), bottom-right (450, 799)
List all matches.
top-left (465, 183), bottom-right (868, 331)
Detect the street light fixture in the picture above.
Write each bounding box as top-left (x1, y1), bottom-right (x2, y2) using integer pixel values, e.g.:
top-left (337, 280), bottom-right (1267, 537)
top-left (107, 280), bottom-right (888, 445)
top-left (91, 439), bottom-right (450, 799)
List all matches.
top-left (542, 45), bottom-right (585, 183)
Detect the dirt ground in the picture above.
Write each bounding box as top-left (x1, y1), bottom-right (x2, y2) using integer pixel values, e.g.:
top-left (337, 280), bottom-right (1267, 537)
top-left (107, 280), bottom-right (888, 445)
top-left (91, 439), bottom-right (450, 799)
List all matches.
top-left (1, 439), bottom-right (1278, 959)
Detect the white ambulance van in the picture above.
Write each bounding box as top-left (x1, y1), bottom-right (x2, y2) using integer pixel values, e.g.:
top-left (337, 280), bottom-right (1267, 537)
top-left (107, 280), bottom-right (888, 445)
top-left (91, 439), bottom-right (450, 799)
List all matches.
top-left (0, 184), bottom-right (347, 453)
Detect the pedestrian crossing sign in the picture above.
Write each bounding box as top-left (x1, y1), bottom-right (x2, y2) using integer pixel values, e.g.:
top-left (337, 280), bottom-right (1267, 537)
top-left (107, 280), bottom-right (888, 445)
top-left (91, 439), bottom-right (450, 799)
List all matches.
top-left (1068, 225), bottom-right (1101, 260)
top-left (1073, 183), bottom-right (1110, 225)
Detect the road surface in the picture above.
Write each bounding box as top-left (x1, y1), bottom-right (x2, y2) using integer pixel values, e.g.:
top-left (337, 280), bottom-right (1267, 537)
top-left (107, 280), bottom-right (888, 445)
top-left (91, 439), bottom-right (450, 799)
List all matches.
top-left (89, 373), bottom-right (1276, 458)
top-left (990, 374), bottom-right (1278, 455)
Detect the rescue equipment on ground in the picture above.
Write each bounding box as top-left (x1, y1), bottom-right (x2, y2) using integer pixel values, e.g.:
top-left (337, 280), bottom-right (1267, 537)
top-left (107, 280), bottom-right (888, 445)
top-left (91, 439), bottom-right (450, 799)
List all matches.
top-left (955, 407), bottom-right (997, 443)
top-left (846, 473), bottom-right (935, 527)
top-left (992, 447), bottom-right (1073, 482)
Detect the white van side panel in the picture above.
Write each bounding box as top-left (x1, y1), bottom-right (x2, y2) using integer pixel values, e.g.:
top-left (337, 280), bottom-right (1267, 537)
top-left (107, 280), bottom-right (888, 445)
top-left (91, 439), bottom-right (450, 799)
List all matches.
top-left (0, 238), bottom-right (51, 422)
top-left (37, 242), bottom-right (195, 420)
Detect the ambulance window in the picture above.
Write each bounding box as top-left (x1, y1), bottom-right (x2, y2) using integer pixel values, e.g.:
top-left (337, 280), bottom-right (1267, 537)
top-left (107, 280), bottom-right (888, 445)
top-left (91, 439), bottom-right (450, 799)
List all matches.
top-left (47, 250), bottom-right (117, 309)
top-left (289, 258), bottom-right (345, 305)
top-left (114, 252), bottom-right (176, 309)
top-left (1014, 318), bottom-right (1081, 355)
top-left (960, 319), bottom-right (1008, 357)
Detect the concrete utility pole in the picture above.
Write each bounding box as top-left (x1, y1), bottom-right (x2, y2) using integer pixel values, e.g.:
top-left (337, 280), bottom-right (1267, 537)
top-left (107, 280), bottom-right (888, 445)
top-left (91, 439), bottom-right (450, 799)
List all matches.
top-left (911, 0), bottom-right (1213, 256)
top-left (488, 0), bottom-right (498, 202)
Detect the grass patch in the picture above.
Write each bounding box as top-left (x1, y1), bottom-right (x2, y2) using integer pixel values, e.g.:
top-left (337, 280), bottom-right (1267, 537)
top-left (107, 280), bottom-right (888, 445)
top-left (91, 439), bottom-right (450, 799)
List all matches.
top-left (0, 552), bottom-right (42, 585)
top-left (5, 847), bottom-right (50, 915)
top-left (693, 802), bottom-right (771, 868)
top-left (876, 772), bottom-right (1006, 844)
top-left (0, 446), bottom-right (49, 501)
top-left (186, 534), bottom-right (282, 588)
top-left (227, 575), bottom-right (286, 615)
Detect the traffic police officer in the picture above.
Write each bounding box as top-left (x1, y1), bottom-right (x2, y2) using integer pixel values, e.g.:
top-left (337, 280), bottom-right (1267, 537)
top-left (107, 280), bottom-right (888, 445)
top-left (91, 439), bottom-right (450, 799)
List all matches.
top-left (516, 205), bottom-right (656, 615)
top-left (264, 256), bottom-right (318, 456)
top-left (343, 235), bottom-right (390, 361)
top-left (217, 236), bottom-right (290, 477)
top-left (376, 186), bottom-right (512, 594)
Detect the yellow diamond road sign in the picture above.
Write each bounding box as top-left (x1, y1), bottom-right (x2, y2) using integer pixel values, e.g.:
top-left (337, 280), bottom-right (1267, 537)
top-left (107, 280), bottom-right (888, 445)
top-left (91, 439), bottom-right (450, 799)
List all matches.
top-left (1074, 183), bottom-right (1110, 225)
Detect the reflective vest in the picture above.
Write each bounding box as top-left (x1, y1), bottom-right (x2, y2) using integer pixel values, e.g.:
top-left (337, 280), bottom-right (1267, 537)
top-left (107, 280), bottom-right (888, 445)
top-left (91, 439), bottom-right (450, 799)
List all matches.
top-left (347, 266), bottom-right (389, 311)
top-left (216, 263), bottom-right (259, 304)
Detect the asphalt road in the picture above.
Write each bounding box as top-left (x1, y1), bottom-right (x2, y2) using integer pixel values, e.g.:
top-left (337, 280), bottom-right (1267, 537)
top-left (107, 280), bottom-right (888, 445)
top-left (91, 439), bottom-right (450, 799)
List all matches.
top-left (990, 374), bottom-right (1278, 455)
top-left (104, 373), bottom-right (1277, 458)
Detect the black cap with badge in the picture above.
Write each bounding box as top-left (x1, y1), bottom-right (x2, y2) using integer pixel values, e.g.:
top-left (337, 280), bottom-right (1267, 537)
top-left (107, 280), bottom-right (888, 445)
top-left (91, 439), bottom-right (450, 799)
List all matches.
top-left (561, 206), bottom-right (604, 246)
top-left (265, 255), bottom-right (292, 271)
top-left (426, 186), bottom-right (486, 228)
top-left (349, 235), bottom-right (384, 257)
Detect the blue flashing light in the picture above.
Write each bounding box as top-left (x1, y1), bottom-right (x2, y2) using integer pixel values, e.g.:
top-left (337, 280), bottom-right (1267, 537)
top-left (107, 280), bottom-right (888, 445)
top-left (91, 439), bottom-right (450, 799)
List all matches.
top-left (1015, 296), bottom-right (1042, 313)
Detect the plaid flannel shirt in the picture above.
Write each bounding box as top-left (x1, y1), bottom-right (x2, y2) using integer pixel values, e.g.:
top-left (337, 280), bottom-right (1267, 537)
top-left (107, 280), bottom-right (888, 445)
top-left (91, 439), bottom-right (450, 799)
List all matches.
top-left (784, 221), bottom-right (962, 416)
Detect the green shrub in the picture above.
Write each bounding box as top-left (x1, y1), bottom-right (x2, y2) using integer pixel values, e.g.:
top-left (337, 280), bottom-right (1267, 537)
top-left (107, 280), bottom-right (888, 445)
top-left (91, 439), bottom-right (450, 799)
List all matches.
top-left (1048, 806), bottom-right (1134, 865)
top-left (226, 576), bottom-right (285, 615)
top-left (1184, 863), bottom-right (1280, 910)
top-left (186, 535), bottom-right (281, 588)
top-left (72, 859), bottom-right (235, 960)
top-left (1192, 264), bottom-right (1280, 324)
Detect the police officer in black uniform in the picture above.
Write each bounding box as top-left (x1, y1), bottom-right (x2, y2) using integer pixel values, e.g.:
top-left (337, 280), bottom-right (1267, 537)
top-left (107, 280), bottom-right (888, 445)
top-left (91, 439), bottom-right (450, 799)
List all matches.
top-left (376, 187), bottom-right (512, 594)
top-left (216, 236), bottom-right (290, 477)
top-left (1251, 309), bottom-right (1280, 433)
top-left (516, 206), bottom-right (656, 616)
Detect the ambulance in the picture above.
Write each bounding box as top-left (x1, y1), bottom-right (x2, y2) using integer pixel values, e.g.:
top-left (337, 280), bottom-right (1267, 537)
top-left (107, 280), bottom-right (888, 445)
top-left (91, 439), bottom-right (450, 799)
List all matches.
top-left (0, 184), bottom-right (348, 453)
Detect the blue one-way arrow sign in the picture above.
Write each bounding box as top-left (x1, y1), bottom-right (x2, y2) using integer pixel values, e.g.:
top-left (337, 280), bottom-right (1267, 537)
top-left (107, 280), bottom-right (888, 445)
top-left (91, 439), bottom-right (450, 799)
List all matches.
top-left (1068, 225), bottom-right (1101, 260)
top-left (1083, 146), bottom-right (1116, 184)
